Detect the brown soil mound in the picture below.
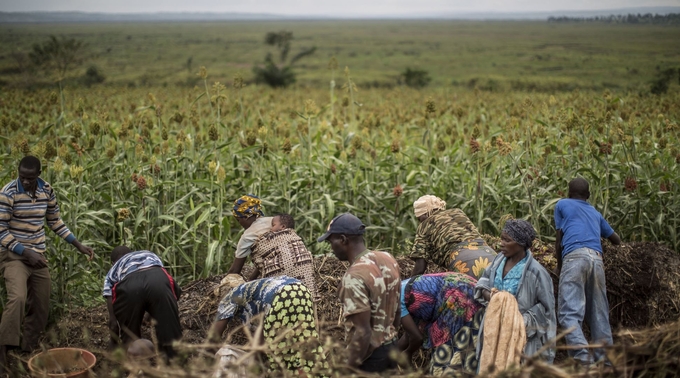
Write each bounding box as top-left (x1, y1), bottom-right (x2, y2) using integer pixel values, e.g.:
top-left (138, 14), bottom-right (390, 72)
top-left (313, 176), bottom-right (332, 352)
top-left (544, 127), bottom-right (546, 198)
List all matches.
top-left (603, 242), bottom-right (680, 327)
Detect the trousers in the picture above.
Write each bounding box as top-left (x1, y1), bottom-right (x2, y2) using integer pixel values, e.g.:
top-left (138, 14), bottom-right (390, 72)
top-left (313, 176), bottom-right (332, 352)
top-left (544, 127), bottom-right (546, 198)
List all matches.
top-left (358, 341), bottom-right (397, 373)
top-left (0, 256), bottom-right (50, 351)
top-left (558, 247), bottom-right (613, 363)
top-left (112, 267), bottom-right (182, 359)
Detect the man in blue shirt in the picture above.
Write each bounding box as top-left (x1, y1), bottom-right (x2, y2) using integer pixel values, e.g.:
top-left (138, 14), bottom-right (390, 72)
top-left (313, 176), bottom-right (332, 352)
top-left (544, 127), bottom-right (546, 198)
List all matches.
top-left (103, 246), bottom-right (182, 360)
top-left (554, 178), bottom-right (621, 366)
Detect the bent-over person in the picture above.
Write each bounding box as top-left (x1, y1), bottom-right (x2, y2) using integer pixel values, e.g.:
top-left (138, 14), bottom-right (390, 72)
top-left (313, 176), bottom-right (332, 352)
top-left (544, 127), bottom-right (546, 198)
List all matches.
top-left (208, 276), bottom-right (327, 376)
top-left (103, 246), bottom-right (182, 360)
top-left (409, 195), bottom-right (496, 279)
top-left (248, 213), bottom-right (318, 300)
top-left (225, 194), bottom-right (272, 276)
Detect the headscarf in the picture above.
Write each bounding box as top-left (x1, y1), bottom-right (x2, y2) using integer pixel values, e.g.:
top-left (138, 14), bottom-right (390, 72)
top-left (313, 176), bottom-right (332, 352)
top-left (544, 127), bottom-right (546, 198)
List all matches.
top-left (502, 219), bottom-right (536, 249)
top-left (232, 194), bottom-right (264, 219)
top-left (413, 195), bottom-right (447, 218)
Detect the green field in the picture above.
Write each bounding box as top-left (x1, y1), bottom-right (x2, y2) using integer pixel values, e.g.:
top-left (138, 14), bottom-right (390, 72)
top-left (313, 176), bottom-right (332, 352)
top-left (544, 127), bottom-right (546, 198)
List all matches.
top-left (1, 21), bottom-right (680, 89)
top-left (0, 21), bottom-right (679, 315)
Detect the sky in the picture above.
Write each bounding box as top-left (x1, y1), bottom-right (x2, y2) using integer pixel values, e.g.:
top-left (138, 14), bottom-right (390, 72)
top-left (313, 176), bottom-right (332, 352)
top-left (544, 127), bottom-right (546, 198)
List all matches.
top-left (0, 0), bottom-right (678, 16)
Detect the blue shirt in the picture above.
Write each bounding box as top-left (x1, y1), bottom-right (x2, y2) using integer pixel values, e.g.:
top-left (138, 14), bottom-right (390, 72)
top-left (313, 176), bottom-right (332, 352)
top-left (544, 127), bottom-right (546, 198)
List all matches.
top-left (102, 251), bottom-right (164, 297)
top-left (493, 254), bottom-right (529, 296)
top-left (554, 198), bottom-right (614, 256)
top-left (400, 279), bottom-right (411, 318)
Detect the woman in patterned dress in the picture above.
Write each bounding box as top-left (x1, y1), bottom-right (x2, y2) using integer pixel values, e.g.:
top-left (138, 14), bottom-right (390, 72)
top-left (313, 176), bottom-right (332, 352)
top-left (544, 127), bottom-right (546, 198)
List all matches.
top-left (397, 272), bottom-right (484, 376)
top-left (208, 276), bottom-right (327, 376)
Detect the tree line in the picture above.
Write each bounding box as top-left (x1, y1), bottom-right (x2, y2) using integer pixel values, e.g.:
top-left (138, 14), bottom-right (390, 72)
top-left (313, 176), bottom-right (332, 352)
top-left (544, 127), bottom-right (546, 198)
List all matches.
top-left (548, 13), bottom-right (680, 25)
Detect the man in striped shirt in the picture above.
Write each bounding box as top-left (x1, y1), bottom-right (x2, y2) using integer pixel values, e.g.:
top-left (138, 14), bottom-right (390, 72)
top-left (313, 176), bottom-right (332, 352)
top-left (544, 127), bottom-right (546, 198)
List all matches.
top-left (103, 246), bottom-right (182, 360)
top-left (0, 156), bottom-right (93, 370)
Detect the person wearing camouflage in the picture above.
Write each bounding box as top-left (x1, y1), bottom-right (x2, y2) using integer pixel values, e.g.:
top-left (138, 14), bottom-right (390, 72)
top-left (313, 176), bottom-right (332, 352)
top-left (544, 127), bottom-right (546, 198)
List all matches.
top-left (318, 213), bottom-right (401, 373)
top-left (409, 195), bottom-right (496, 279)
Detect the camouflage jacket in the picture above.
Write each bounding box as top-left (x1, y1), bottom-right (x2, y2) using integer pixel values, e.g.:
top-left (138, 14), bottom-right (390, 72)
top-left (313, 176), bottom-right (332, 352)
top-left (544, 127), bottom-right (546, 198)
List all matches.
top-left (409, 208), bottom-right (483, 267)
top-left (338, 250), bottom-right (401, 355)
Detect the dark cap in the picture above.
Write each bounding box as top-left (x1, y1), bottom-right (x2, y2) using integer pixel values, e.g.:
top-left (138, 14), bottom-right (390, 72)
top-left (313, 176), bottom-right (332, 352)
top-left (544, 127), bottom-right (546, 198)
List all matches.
top-left (317, 213), bottom-right (366, 242)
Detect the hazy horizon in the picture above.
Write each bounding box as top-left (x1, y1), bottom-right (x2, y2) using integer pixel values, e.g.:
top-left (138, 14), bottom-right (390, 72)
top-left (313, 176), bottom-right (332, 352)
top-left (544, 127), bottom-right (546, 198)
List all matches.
top-left (1, 0), bottom-right (679, 17)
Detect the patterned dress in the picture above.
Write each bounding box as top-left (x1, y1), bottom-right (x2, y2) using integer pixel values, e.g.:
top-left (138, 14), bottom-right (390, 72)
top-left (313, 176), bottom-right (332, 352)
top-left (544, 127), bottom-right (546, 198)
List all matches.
top-left (404, 272), bottom-right (484, 376)
top-left (216, 277), bottom-right (327, 376)
top-left (409, 208), bottom-right (496, 279)
top-left (251, 228), bottom-right (318, 300)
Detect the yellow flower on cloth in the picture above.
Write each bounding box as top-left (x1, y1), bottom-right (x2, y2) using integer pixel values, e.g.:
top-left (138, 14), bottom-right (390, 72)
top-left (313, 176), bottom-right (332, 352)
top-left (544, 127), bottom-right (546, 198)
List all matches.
top-left (453, 260), bottom-right (470, 274)
top-left (472, 257), bottom-right (491, 278)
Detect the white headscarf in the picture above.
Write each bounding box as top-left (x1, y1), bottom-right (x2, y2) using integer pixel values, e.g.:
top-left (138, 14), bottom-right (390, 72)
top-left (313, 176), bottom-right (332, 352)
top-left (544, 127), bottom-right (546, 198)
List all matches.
top-left (413, 195), bottom-right (447, 218)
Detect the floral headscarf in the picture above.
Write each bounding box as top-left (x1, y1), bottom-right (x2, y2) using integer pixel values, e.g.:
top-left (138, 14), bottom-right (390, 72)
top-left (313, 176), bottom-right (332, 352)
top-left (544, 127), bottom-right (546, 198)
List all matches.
top-left (232, 194), bottom-right (264, 219)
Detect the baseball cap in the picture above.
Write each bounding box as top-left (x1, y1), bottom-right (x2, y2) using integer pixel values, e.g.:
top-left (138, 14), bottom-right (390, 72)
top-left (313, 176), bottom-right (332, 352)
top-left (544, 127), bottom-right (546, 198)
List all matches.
top-left (317, 213), bottom-right (366, 242)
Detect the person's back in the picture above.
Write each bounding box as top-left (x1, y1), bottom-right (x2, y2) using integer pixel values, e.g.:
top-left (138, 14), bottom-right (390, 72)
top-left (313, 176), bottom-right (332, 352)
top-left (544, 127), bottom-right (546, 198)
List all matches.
top-left (410, 203), bottom-right (495, 279)
top-left (103, 247), bottom-right (182, 360)
top-left (555, 198), bottom-right (612, 255)
top-left (251, 214), bottom-right (318, 299)
top-left (339, 250), bottom-right (400, 351)
top-left (414, 208), bottom-right (482, 264)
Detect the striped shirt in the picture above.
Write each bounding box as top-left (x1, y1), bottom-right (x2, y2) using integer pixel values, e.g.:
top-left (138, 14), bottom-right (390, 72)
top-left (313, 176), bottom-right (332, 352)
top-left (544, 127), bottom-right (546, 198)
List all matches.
top-left (0, 178), bottom-right (75, 255)
top-left (102, 250), bottom-right (164, 297)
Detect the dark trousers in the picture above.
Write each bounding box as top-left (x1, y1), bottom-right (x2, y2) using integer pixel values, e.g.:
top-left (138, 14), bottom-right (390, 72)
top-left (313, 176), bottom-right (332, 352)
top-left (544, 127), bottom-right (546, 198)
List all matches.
top-left (112, 267), bottom-right (182, 359)
top-left (359, 342), bottom-right (397, 373)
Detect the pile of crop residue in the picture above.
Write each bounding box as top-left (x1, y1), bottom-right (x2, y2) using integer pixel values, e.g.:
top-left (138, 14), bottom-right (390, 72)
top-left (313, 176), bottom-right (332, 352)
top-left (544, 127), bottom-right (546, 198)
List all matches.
top-left (36, 240), bottom-right (680, 376)
top-left (603, 242), bottom-right (680, 327)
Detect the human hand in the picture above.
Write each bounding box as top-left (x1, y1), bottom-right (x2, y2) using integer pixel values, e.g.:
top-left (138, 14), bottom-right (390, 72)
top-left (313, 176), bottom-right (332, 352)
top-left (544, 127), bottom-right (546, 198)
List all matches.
top-left (490, 288), bottom-right (499, 297)
top-left (74, 241), bottom-right (94, 261)
top-left (23, 249), bottom-right (48, 269)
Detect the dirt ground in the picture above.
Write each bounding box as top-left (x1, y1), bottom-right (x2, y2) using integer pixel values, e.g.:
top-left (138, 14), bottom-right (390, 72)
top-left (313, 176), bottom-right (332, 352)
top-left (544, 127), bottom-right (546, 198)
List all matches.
top-left (5, 238), bottom-right (679, 376)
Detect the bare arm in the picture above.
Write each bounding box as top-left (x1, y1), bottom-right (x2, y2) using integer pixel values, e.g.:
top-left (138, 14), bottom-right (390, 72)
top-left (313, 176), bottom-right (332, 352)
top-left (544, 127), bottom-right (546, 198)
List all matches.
top-left (207, 319), bottom-right (229, 344)
top-left (72, 239), bottom-right (94, 261)
top-left (392, 304), bottom-right (401, 330)
top-left (346, 311), bottom-right (373, 368)
top-left (481, 287), bottom-right (499, 302)
top-left (608, 232), bottom-right (622, 245)
top-left (410, 258), bottom-right (426, 277)
top-left (247, 267), bottom-right (260, 282)
top-left (106, 296), bottom-right (120, 349)
top-left (226, 257), bottom-right (247, 275)
top-left (401, 314), bottom-right (423, 366)
top-left (555, 229), bottom-right (563, 274)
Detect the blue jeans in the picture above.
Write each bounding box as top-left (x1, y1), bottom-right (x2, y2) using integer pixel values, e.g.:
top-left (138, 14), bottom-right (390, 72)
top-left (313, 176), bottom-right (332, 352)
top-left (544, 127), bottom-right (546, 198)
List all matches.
top-left (558, 248), bottom-right (613, 363)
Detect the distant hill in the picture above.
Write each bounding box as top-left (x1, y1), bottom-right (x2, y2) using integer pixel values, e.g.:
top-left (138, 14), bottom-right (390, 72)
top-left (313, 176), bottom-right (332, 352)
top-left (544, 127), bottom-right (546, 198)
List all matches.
top-left (0, 11), bottom-right (295, 23)
top-left (1, 7), bottom-right (679, 23)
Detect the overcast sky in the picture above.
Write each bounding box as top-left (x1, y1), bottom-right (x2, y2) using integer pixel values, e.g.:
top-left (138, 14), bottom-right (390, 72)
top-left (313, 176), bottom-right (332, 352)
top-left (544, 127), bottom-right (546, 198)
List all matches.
top-left (1, 0), bottom-right (678, 16)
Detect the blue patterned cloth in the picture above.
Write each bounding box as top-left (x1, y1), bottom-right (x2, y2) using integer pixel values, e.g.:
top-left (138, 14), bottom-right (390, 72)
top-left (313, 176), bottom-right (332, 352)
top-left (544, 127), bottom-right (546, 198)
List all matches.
top-left (216, 276), bottom-right (300, 323)
top-left (102, 250), bottom-right (163, 297)
top-left (492, 253), bottom-right (529, 296)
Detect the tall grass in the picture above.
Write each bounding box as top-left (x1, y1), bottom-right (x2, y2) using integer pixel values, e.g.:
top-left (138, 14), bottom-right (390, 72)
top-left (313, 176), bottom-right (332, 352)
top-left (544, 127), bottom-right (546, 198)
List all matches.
top-left (0, 80), bottom-right (678, 315)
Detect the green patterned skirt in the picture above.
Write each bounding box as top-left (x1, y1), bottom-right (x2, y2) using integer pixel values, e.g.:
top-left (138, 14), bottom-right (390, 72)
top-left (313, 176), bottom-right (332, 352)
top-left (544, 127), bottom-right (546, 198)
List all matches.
top-left (263, 283), bottom-right (328, 376)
